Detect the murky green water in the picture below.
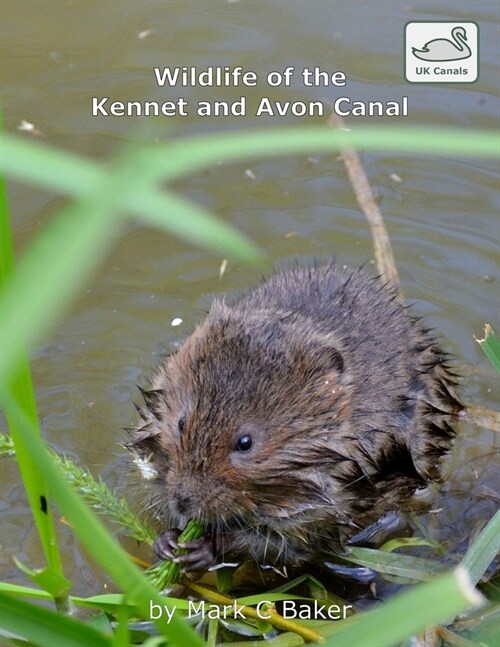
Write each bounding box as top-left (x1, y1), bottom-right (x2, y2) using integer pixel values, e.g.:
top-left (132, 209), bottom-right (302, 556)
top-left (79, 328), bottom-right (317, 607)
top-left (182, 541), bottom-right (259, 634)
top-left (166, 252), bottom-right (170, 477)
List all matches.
top-left (1, 0), bottom-right (498, 597)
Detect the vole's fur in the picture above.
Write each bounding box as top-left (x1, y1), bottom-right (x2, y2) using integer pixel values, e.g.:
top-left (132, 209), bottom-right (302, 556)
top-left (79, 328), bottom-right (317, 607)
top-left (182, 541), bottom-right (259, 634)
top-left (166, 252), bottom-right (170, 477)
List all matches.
top-left (129, 262), bottom-right (460, 568)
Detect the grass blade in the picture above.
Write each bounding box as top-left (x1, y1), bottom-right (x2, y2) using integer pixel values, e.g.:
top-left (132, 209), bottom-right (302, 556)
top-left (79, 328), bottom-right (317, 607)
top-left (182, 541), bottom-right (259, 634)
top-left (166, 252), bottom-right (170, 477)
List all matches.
top-left (0, 591), bottom-right (112, 647)
top-left (135, 126), bottom-right (500, 183)
top-left (474, 324), bottom-right (500, 374)
top-left (0, 134), bottom-right (100, 195)
top-left (341, 546), bottom-right (445, 581)
top-left (0, 153), bottom-right (260, 387)
top-left (0, 196), bottom-right (122, 391)
top-left (0, 169), bottom-right (66, 591)
top-left (131, 188), bottom-right (261, 259)
top-left (0, 135), bottom-right (260, 258)
top-left (460, 509), bottom-right (500, 587)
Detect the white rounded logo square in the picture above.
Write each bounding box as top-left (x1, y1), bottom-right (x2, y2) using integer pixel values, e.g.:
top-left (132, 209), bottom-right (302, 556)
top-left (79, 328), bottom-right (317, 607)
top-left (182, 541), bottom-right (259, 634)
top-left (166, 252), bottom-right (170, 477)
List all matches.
top-left (405, 22), bottom-right (478, 83)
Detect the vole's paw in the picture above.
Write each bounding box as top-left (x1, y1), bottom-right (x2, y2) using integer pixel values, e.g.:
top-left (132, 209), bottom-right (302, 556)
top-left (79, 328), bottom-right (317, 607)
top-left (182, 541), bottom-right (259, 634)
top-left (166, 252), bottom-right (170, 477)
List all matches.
top-left (323, 561), bottom-right (376, 583)
top-left (153, 528), bottom-right (182, 561)
top-left (347, 511), bottom-right (404, 545)
top-left (175, 536), bottom-right (216, 572)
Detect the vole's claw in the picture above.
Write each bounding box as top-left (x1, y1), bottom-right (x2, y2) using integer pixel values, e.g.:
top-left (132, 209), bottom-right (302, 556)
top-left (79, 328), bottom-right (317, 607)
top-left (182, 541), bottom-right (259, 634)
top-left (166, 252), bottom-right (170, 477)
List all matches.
top-left (176, 536), bottom-right (215, 572)
top-left (153, 528), bottom-right (181, 560)
top-left (153, 531), bottom-right (215, 571)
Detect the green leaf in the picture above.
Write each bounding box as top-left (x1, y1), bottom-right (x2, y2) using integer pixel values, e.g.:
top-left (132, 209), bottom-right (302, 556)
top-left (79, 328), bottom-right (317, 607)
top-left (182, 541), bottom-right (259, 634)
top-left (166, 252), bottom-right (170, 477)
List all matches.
top-left (0, 582), bottom-right (54, 600)
top-left (0, 162), bottom-right (66, 593)
top-left (0, 584), bottom-right (130, 617)
top-left (0, 133), bottom-right (101, 194)
top-left (12, 559), bottom-right (71, 599)
top-left (0, 134), bottom-right (261, 258)
top-left (461, 509), bottom-right (500, 587)
top-left (0, 191), bottom-right (122, 393)
top-left (0, 160), bottom-right (260, 390)
top-left (86, 613), bottom-right (113, 635)
top-left (134, 188), bottom-right (261, 259)
top-left (129, 126), bottom-right (500, 184)
top-left (380, 537), bottom-right (436, 552)
top-left (0, 591), bottom-right (113, 647)
top-left (475, 324), bottom-right (500, 374)
top-left (110, 602), bottom-right (130, 647)
top-left (342, 546), bottom-right (445, 581)
top-left (216, 567), bottom-right (234, 595)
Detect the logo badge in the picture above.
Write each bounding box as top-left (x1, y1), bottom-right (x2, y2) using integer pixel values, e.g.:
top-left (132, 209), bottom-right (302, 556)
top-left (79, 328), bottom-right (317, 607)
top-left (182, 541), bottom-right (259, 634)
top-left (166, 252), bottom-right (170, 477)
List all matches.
top-left (405, 22), bottom-right (479, 83)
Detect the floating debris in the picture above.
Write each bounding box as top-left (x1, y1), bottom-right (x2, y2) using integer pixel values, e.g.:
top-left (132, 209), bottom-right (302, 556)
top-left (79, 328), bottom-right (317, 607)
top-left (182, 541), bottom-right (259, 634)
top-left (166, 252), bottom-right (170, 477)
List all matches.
top-left (219, 258), bottom-right (228, 278)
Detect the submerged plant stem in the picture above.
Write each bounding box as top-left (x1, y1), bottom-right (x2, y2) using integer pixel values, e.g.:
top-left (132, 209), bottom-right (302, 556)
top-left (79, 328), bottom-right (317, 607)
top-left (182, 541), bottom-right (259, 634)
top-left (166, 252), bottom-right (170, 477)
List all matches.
top-left (328, 114), bottom-right (402, 300)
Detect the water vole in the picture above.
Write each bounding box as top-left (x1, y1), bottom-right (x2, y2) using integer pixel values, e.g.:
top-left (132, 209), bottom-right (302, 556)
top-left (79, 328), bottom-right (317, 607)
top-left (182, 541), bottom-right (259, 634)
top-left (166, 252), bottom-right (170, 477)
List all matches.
top-left (129, 261), bottom-right (461, 570)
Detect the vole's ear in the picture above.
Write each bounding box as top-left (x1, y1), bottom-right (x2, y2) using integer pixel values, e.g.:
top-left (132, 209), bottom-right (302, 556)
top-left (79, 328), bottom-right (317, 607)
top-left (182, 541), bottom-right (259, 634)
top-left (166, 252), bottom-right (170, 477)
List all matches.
top-left (314, 344), bottom-right (344, 374)
top-left (287, 338), bottom-right (350, 407)
top-left (125, 423), bottom-right (161, 460)
top-left (137, 386), bottom-right (166, 421)
top-left (290, 337), bottom-right (345, 376)
top-left (126, 385), bottom-right (165, 458)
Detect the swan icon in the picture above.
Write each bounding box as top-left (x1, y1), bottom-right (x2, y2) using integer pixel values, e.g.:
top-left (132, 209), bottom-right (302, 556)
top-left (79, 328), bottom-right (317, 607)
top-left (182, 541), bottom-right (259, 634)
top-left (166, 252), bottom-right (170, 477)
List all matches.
top-left (412, 26), bottom-right (472, 62)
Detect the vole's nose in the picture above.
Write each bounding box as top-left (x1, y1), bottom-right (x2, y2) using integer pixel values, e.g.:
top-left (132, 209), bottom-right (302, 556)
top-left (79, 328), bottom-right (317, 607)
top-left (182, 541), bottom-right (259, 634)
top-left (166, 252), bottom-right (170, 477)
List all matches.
top-left (174, 492), bottom-right (194, 516)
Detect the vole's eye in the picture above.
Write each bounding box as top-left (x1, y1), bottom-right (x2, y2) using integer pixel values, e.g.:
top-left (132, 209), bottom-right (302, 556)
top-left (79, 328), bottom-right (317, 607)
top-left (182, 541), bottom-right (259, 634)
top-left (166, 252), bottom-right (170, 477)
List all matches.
top-left (234, 434), bottom-right (253, 452)
top-left (178, 416), bottom-right (186, 434)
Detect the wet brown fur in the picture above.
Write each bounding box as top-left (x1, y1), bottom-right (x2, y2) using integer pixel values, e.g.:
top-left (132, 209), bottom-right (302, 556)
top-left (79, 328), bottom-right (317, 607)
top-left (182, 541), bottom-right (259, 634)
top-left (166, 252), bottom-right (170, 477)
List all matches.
top-left (128, 262), bottom-right (461, 566)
